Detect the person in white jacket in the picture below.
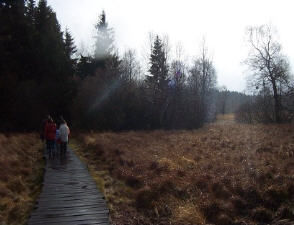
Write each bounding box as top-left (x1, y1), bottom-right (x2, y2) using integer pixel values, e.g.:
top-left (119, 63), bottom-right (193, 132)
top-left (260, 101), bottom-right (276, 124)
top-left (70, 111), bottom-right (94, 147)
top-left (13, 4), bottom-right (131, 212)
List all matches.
top-left (59, 118), bottom-right (70, 156)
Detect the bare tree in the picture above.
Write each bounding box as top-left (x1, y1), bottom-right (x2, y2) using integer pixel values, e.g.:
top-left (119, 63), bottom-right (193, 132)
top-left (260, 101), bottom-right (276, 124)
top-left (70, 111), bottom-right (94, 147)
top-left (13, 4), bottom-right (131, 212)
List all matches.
top-left (245, 24), bottom-right (291, 122)
top-left (170, 43), bottom-right (186, 91)
top-left (166, 42), bottom-right (187, 128)
top-left (121, 49), bottom-right (141, 83)
top-left (189, 40), bottom-right (217, 122)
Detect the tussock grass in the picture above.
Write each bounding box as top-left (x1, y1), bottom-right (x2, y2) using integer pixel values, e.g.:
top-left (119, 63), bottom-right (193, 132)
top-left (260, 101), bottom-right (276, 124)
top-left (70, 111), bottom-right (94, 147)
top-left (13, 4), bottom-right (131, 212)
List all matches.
top-left (73, 122), bottom-right (294, 225)
top-left (0, 133), bottom-right (44, 225)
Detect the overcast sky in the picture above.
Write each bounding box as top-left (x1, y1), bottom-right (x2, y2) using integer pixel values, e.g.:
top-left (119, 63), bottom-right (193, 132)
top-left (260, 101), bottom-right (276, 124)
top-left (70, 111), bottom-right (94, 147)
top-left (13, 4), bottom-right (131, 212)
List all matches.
top-left (46, 0), bottom-right (294, 92)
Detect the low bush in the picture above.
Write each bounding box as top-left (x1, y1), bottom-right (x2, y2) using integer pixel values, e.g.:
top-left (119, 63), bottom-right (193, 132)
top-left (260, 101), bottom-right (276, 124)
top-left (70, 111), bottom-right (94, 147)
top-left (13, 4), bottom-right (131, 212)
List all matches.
top-left (251, 207), bottom-right (273, 223)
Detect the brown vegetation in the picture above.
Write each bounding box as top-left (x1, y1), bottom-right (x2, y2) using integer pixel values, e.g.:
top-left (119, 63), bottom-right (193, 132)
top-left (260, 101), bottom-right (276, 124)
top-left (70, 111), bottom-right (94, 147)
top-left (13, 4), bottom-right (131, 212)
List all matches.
top-left (0, 134), bottom-right (44, 225)
top-left (73, 121), bottom-right (294, 225)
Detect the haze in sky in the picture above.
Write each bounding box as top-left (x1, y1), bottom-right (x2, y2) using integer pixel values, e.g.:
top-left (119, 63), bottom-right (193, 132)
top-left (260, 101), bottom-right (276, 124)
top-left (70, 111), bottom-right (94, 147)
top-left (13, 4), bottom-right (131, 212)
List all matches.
top-left (46, 0), bottom-right (294, 92)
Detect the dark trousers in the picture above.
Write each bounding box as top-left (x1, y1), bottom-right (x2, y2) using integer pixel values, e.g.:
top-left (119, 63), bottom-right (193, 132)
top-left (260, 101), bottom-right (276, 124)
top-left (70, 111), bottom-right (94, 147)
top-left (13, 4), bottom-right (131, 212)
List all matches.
top-left (46, 140), bottom-right (55, 158)
top-left (60, 142), bottom-right (67, 155)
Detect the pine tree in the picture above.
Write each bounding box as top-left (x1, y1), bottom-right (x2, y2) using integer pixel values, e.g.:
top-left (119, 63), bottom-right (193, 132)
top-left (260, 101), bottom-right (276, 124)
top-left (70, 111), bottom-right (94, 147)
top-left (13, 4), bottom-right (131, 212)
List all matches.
top-left (0, 0), bottom-right (31, 79)
top-left (94, 10), bottom-right (115, 61)
top-left (33, 0), bottom-right (76, 118)
top-left (0, 0), bottom-right (78, 131)
top-left (64, 28), bottom-right (77, 75)
top-left (26, 0), bottom-right (36, 23)
top-left (146, 35), bottom-right (169, 93)
top-left (77, 55), bottom-right (94, 79)
top-left (77, 11), bottom-right (117, 79)
top-left (64, 29), bottom-right (77, 59)
top-left (35, 0), bottom-right (66, 81)
top-left (145, 35), bottom-right (169, 128)
top-left (92, 10), bottom-right (120, 82)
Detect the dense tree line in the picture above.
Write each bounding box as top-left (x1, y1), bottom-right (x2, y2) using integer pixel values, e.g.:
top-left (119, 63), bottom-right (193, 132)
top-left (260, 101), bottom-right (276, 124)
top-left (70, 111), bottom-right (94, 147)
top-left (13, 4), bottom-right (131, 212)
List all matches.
top-left (72, 12), bottom-right (218, 130)
top-left (1, 1), bottom-right (250, 131)
top-left (214, 88), bottom-right (251, 115)
top-left (0, 0), bottom-right (76, 131)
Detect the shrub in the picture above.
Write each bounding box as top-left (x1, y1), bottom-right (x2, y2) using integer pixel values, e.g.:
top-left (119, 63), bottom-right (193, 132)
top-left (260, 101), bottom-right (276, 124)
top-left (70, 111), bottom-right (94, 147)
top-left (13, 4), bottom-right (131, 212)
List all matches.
top-left (202, 202), bottom-right (222, 222)
top-left (211, 182), bottom-right (231, 199)
top-left (287, 184), bottom-right (294, 197)
top-left (136, 186), bottom-right (159, 210)
top-left (194, 177), bottom-right (209, 191)
top-left (243, 187), bottom-right (262, 206)
top-left (158, 180), bottom-right (176, 194)
top-left (174, 187), bottom-right (189, 200)
top-left (276, 205), bottom-right (294, 220)
top-left (126, 160), bottom-right (135, 167)
top-left (114, 149), bottom-right (124, 155)
top-left (149, 161), bottom-right (159, 170)
top-left (251, 207), bottom-right (273, 223)
top-left (125, 175), bottom-right (142, 189)
top-left (177, 170), bottom-right (186, 177)
top-left (263, 186), bottom-right (288, 210)
top-left (216, 213), bottom-right (233, 225)
top-left (8, 204), bottom-right (22, 224)
top-left (7, 178), bottom-right (24, 194)
top-left (230, 196), bottom-right (248, 215)
top-left (235, 101), bottom-right (254, 123)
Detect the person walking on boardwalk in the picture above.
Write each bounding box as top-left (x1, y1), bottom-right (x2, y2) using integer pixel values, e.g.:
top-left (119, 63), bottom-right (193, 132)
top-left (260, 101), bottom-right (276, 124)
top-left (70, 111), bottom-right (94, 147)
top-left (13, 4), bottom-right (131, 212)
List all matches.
top-left (44, 116), bottom-right (56, 159)
top-left (55, 123), bottom-right (61, 156)
top-left (59, 117), bottom-right (70, 156)
top-left (40, 115), bottom-right (50, 142)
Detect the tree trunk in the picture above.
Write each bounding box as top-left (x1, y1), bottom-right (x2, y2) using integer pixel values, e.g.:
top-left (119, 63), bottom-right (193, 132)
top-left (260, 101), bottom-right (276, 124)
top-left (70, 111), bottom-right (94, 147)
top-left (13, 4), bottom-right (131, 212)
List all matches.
top-left (272, 80), bottom-right (281, 122)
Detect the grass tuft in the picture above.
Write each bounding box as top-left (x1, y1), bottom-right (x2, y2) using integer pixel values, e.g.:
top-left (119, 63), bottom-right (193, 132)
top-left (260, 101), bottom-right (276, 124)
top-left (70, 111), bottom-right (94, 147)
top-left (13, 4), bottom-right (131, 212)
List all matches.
top-left (0, 133), bottom-right (44, 225)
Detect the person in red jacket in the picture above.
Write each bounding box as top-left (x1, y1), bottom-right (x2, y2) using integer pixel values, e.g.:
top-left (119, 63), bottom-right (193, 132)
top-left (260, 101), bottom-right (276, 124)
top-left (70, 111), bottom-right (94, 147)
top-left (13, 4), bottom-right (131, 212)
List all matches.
top-left (44, 116), bottom-right (57, 159)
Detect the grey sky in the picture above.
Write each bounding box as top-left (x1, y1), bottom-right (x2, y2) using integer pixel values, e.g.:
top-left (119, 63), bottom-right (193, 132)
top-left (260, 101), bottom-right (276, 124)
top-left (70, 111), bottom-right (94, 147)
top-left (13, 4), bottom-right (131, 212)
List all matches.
top-left (47, 0), bottom-right (294, 92)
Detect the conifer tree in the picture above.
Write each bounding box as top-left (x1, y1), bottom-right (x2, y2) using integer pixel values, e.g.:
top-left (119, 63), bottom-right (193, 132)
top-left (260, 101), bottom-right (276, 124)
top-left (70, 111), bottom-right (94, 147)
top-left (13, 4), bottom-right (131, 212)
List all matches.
top-left (35, 0), bottom-right (66, 80)
top-left (145, 35), bottom-right (170, 128)
top-left (64, 29), bottom-right (77, 59)
top-left (64, 28), bottom-right (77, 75)
top-left (146, 35), bottom-right (169, 93)
top-left (26, 0), bottom-right (36, 23)
top-left (77, 55), bottom-right (94, 79)
top-left (93, 10), bottom-right (120, 82)
top-left (94, 10), bottom-right (115, 61)
top-left (0, 0), bottom-right (30, 79)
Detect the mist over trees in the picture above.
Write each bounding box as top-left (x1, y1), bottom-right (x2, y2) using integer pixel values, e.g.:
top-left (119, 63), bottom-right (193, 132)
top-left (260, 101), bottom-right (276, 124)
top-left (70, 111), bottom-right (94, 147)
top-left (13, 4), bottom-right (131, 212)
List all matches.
top-left (73, 17), bottom-right (220, 130)
top-left (1, 1), bottom-right (251, 131)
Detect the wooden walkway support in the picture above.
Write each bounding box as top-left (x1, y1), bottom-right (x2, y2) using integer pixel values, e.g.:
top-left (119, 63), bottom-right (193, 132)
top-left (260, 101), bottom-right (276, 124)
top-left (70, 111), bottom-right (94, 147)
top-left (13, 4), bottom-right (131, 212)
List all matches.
top-left (28, 148), bottom-right (110, 225)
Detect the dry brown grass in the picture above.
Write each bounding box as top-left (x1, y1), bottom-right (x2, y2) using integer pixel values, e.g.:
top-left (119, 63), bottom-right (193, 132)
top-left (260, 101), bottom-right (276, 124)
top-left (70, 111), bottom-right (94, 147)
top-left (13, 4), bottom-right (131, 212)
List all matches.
top-left (0, 133), bottom-right (44, 225)
top-left (73, 121), bottom-right (294, 225)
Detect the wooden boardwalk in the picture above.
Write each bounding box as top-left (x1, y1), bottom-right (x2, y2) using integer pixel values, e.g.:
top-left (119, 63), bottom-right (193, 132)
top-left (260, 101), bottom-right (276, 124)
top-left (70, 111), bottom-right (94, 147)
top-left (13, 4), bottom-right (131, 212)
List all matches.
top-left (28, 148), bottom-right (110, 225)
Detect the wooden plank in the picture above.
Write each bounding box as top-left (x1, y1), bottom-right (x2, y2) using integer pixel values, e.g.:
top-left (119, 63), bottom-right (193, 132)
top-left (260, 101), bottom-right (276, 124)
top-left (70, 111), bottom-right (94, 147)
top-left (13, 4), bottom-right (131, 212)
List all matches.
top-left (41, 183), bottom-right (98, 188)
top-left (35, 201), bottom-right (107, 209)
top-left (41, 186), bottom-right (99, 191)
top-left (37, 195), bottom-right (103, 201)
top-left (30, 219), bottom-right (109, 225)
top-left (40, 188), bottom-right (100, 194)
top-left (36, 199), bottom-right (105, 206)
top-left (29, 215), bottom-right (110, 223)
top-left (29, 211), bottom-right (109, 221)
top-left (39, 192), bottom-right (103, 199)
top-left (28, 148), bottom-right (109, 225)
top-left (39, 191), bottom-right (102, 198)
top-left (31, 207), bottom-right (108, 216)
top-left (33, 204), bottom-right (108, 213)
